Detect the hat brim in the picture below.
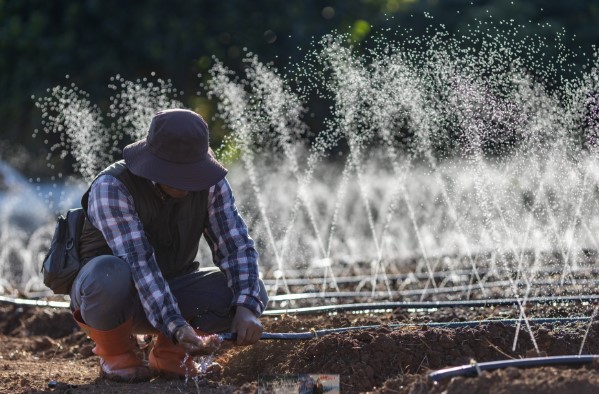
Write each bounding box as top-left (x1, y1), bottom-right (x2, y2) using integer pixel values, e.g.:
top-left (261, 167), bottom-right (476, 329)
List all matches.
top-left (123, 140), bottom-right (227, 191)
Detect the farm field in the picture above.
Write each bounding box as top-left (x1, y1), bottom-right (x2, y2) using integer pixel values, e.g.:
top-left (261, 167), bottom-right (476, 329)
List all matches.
top-left (2, 294), bottom-right (599, 394)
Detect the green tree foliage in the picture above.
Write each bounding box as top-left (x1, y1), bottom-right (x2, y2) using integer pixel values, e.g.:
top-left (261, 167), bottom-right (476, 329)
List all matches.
top-left (1, 0), bottom-right (598, 174)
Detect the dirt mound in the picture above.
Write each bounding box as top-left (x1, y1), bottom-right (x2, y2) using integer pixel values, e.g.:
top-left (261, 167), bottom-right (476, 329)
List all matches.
top-left (2, 303), bottom-right (599, 393)
top-left (222, 321), bottom-right (599, 392)
top-left (0, 304), bottom-right (76, 338)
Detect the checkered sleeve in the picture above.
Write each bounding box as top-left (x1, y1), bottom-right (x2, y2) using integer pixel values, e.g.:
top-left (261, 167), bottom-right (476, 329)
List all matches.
top-left (203, 178), bottom-right (264, 316)
top-left (86, 175), bottom-right (188, 340)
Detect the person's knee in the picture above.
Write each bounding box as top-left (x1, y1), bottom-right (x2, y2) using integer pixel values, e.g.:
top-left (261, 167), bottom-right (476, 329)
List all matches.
top-left (79, 256), bottom-right (134, 303)
top-left (73, 255), bottom-right (136, 329)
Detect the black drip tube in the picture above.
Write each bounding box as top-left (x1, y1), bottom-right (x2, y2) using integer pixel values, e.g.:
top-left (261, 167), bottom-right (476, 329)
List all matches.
top-left (219, 317), bottom-right (591, 341)
top-left (264, 295), bottom-right (599, 316)
top-left (2, 294), bottom-right (598, 315)
top-left (428, 355), bottom-right (599, 381)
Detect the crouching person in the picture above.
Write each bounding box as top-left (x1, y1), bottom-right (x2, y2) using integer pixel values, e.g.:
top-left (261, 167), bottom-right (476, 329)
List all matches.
top-left (70, 109), bottom-right (268, 381)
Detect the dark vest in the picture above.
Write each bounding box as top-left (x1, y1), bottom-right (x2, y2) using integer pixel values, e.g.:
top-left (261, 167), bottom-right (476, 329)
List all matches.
top-left (78, 161), bottom-right (209, 279)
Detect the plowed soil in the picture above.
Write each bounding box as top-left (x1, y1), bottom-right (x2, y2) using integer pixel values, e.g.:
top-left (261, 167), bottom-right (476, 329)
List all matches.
top-left (2, 302), bottom-right (599, 393)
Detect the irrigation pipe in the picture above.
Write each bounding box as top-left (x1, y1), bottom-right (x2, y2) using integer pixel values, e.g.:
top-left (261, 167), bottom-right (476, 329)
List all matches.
top-left (0, 296), bottom-right (592, 343)
top-left (428, 355), bottom-right (599, 381)
top-left (1, 296), bottom-right (591, 328)
top-left (268, 278), bottom-right (599, 302)
top-left (219, 317), bottom-right (592, 341)
top-left (264, 265), bottom-right (599, 287)
top-left (264, 295), bottom-right (599, 316)
top-left (0, 295), bottom-right (70, 309)
top-left (2, 294), bottom-right (599, 315)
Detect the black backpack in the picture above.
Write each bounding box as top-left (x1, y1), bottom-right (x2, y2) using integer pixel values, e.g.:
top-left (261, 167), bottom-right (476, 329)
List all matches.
top-left (41, 208), bottom-right (86, 294)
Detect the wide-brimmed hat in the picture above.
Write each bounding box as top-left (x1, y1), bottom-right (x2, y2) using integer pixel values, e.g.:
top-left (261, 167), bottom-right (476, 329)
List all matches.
top-left (123, 109), bottom-right (227, 191)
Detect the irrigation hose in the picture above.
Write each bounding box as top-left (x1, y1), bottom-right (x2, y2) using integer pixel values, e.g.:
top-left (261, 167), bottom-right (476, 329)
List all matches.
top-left (428, 355), bottom-right (599, 381)
top-left (268, 278), bottom-right (599, 301)
top-left (264, 295), bottom-right (599, 316)
top-left (219, 317), bottom-right (592, 341)
top-left (0, 295), bottom-right (596, 345)
top-left (6, 294), bottom-right (588, 339)
top-left (2, 294), bottom-right (598, 315)
top-left (0, 295), bottom-right (70, 308)
top-left (263, 266), bottom-right (599, 287)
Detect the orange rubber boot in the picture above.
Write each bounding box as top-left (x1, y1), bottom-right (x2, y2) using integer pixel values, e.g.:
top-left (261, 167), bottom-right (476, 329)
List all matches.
top-left (149, 330), bottom-right (220, 378)
top-left (73, 310), bottom-right (153, 382)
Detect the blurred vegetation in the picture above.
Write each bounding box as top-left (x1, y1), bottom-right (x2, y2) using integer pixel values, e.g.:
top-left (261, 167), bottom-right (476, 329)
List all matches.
top-left (1, 0), bottom-right (598, 176)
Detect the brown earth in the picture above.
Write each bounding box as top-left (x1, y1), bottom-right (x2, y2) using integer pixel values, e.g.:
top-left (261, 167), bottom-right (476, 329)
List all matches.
top-left (1, 302), bottom-right (599, 393)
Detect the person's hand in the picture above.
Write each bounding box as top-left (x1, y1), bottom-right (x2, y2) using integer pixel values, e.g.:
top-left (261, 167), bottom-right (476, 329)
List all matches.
top-left (231, 306), bottom-right (263, 346)
top-left (174, 324), bottom-right (221, 356)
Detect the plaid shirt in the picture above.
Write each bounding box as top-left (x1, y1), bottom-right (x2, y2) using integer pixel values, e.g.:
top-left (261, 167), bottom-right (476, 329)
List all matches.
top-left (86, 174), bottom-right (263, 340)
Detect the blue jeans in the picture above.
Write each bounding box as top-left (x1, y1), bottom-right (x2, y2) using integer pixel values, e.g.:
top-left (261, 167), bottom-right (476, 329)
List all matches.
top-left (69, 255), bottom-right (268, 334)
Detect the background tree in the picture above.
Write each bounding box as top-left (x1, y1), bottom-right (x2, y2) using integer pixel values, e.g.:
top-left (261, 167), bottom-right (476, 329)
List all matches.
top-left (1, 0), bottom-right (598, 175)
